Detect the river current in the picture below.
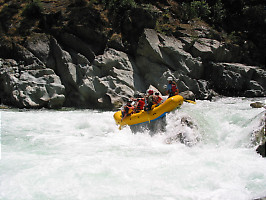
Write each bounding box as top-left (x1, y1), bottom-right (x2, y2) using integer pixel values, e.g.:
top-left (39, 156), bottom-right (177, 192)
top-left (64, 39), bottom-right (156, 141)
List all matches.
top-left (0, 97), bottom-right (266, 200)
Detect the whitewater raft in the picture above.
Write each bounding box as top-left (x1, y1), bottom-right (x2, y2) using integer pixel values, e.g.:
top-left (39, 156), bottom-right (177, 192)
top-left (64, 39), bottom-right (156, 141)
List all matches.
top-left (114, 95), bottom-right (184, 128)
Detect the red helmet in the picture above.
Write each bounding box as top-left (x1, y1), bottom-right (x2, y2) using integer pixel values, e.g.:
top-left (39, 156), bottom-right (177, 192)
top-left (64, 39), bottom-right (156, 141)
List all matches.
top-left (148, 90), bottom-right (153, 95)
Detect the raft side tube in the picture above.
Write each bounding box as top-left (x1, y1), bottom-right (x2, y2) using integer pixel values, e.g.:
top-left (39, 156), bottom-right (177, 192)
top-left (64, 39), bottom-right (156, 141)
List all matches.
top-left (113, 95), bottom-right (184, 127)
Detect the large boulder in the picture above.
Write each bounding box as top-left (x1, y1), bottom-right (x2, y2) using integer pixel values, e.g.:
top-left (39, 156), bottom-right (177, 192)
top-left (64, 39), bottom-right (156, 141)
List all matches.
top-left (0, 59), bottom-right (65, 108)
top-left (137, 29), bottom-right (204, 79)
top-left (51, 38), bottom-right (78, 87)
top-left (179, 91), bottom-right (196, 101)
top-left (25, 33), bottom-right (55, 69)
top-left (59, 32), bottom-right (95, 62)
top-left (158, 34), bottom-right (204, 79)
top-left (180, 37), bottom-right (233, 62)
top-left (76, 48), bottom-right (144, 109)
top-left (135, 28), bottom-right (265, 100)
top-left (135, 29), bottom-right (214, 99)
top-left (250, 102), bottom-right (265, 108)
top-left (250, 114), bottom-right (266, 157)
top-left (137, 29), bottom-right (164, 64)
top-left (205, 62), bottom-right (266, 97)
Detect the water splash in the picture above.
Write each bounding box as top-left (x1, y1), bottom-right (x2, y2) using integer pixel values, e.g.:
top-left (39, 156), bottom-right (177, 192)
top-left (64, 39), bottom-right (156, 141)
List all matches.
top-left (0, 98), bottom-right (266, 200)
top-left (164, 111), bottom-right (201, 146)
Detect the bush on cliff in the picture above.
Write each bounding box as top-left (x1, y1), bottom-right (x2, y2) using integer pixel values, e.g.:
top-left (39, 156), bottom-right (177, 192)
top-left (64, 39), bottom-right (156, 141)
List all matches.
top-left (22, 0), bottom-right (43, 19)
top-left (181, 1), bottom-right (211, 21)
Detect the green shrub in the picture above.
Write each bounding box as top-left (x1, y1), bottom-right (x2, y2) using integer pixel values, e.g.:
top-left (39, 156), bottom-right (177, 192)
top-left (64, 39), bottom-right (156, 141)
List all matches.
top-left (102, 0), bottom-right (137, 30)
top-left (103, 0), bottom-right (136, 11)
top-left (181, 1), bottom-right (211, 21)
top-left (22, 0), bottom-right (43, 19)
top-left (210, 0), bottom-right (225, 26)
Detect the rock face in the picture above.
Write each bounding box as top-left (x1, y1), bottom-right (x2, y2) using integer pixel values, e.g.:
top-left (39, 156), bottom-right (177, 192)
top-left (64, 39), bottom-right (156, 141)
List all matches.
top-left (251, 115), bottom-right (266, 158)
top-left (250, 102), bottom-right (265, 108)
top-left (0, 28), bottom-right (265, 109)
top-left (0, 59), bottom-right (65, 109)
top-left (206, 62), bottom-right (266, 97)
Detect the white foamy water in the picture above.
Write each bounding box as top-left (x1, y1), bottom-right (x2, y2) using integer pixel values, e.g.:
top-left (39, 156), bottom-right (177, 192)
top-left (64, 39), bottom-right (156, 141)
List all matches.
top-left (0, 98), bottom-right (266, 200)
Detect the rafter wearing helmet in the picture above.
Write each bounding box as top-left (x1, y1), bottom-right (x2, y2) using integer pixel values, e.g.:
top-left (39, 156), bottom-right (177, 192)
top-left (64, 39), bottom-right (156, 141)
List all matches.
top-left (166, 77), bottom-right (179, 98)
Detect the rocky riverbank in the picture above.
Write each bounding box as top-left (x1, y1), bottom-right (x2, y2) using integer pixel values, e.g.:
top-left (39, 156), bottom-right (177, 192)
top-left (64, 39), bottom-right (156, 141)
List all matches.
top-left (0, 28), bottom-right (265, 110)
top-left (0, 1), bottom-right (265, 110)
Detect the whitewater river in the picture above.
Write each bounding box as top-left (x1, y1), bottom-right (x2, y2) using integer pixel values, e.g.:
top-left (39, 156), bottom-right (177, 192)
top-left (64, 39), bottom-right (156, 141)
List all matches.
top-left (0, 97), bottom-right (266, 200)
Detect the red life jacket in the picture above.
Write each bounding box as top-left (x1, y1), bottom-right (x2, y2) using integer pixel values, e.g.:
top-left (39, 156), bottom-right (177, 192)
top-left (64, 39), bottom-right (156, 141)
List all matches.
top-left (136, 99), bottom-right (145, 110)
top-left (171, 83), bottom-right (177, 93)
top-left (154, 96), bottom-right (162, 104)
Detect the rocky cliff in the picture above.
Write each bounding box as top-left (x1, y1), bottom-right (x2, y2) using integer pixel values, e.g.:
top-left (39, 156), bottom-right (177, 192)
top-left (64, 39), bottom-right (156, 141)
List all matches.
top-left (0, 0), bottom-right (265, 109)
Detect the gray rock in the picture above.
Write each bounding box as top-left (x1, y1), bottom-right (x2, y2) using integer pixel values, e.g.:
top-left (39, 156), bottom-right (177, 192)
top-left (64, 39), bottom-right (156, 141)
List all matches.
top-left (180, 37), bottom-right (232, 62)
top-left (248, 80), bottom-right (264, 91)
top-left (135, 56), bottom-right (169, 93)
top-left (250, 115), bottom-right (266, 157)
top-left (75, 48), bottom-right (141, 108)
top-left (135, 29), bottom-right (212, 98)
top-left (48, 94), bottom-right (65, 109)
top-left (137, 29), bottom-right (163, 64)
top-left (1, 27), bottom-right (265, 109)
top-left (51, 37), bottom-right (78, 88)
top-left (256, 142), bottom-right (265, 157)
top-left (25, 33), bottom-right (55, 68)
top-left (0, 59), bottom-right (65, 108)
top-left (137, 30), bottom-right (204, 79)
top-left (205, 62), bottom-right (265, 96)
top-left (158, 34), bottom-right (204, 79)
top-left (179, 90), bottom-right (195, 101)
top-left (250, 102), bottom-right (264, 108)
top-left (60, 32), bottom-right (95, 62)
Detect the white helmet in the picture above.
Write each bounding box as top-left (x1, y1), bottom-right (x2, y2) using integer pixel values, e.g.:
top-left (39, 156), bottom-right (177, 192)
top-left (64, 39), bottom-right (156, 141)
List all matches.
top-left (167, 77), bottom-right (173, 81)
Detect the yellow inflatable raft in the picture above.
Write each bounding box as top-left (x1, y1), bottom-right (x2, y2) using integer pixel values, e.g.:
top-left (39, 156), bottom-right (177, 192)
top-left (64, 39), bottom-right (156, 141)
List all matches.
top-left (113, 95), bottom-right (184, 128)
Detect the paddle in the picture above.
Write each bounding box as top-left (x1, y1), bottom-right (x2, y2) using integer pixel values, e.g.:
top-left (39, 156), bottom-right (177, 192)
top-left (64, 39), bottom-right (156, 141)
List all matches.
top-left (184, 99), bottom-right (196, 104)
top-left (147, 111), bottom-right (151, 123)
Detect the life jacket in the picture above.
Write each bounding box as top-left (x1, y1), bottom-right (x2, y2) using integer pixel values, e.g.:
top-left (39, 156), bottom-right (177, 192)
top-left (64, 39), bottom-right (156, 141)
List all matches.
top-left (154, 96), bottom-right (162, 105)
top-left (136, 99), bottom-right (145, 111)
top-left (171, 83), bottom-right (177, 93)
top-left (170, 83), bottom-right (179, 95)
top-left (144, 95), bottom-right (155, 111)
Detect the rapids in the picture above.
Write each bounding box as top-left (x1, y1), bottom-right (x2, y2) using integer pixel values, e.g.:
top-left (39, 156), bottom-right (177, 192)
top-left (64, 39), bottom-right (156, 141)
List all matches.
top-left (0, 97), bottom-right (265, 200)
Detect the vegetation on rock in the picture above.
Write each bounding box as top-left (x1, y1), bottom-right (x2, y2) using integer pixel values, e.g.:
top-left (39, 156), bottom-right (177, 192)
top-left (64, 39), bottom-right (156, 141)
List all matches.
top-left (0, 0), bottom-right (265, 66)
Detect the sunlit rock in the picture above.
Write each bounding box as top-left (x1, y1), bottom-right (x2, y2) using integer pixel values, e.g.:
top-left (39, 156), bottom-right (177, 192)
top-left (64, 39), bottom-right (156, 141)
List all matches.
top-left (0, 59), bottom-right (65, 108)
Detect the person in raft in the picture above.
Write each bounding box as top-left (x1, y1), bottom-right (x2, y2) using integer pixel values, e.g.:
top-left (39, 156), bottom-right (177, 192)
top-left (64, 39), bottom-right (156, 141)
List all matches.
top-left (121, 100), bottom-right (135, 121)
top-left (132, 95), bottom-right (145, 113)
top-left (166, 77), bottom-right (179, 98)
top-left (144, 90), bottom-right (155, 111)
top-left (154, 92), bottom-right (163, 106)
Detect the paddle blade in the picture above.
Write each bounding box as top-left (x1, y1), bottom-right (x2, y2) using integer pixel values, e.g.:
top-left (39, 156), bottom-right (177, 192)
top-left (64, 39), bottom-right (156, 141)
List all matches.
top-left (184, 99), bottom-right (196, 104)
